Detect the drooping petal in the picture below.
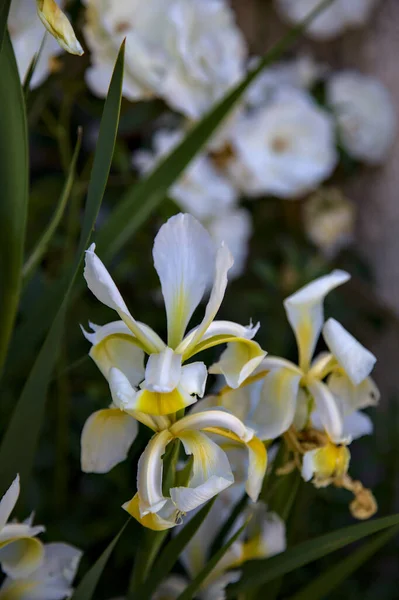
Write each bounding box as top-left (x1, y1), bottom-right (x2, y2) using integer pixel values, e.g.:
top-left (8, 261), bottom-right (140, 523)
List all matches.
top-left (170, 431), bottom-right (234, 512)
top-left (209, 339), bottom-right (266, 388)
top-left (323, 318), bottom-right (376, 385)
top-left (182, 244), bottom-right (234, 354)
top-left (137, 430), bottom-right (174, 516)
top-left (170, 410), bottom-right (254, 444)
top-left (251, 368), bottom-right (302, 440)
top-left (327, 372), bottom-right (380, 416)
top-left (179, 320), bottom-right (260, 357)
top-left (83, 322), bottom-right (146, 388)
top-left (152, 214), bottom-right (215, 348)
top-left (242, 504), bottom-right (286, 560)
top-left (133, 386), bottom-right (197, 416)
top-left (180, 362), bottom-right (208, 397)
top-left (342, 411), bottom-right (373, 440)
top-left (36, 0), bottom-right (84, 55)
top-left (0, 476), bottom-right (20, 532)
top-left (123, 494), bottom-right (178, 531)
top-left (80, 409), bottom-right (138, 473)
top-left (84, 245), bottom-right (164, 353)
top-left (284, 270), bottom-right (350, 371)
top-left (308, 380), bottom-right (344, 443)
top-left (0, 537), bottom-right (44, 578)
top-left (144, 348), bottom-right (182, 393)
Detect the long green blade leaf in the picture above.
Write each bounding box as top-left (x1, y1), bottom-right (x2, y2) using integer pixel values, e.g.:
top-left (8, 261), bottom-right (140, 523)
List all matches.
top-left (96, 0), bottom-right (333, 262)
top-left (176, 521), bottom-right (248, 600)
top-left (227, 513), bottom-right (399, 596)
top-left (0, 0), bottom-right (12, 51)
top-left (0, 33), bottom-right (28, 375)
top-left (71, 521), bottom-right (129, 600)
top-left (0, 41), bottom-right (125, 497)
top-left (137, 499), bottom-right (216, 600)
top-left (22, 129), bottom-right (82, 284)
top-left (289, 525), bottom-right (399, 600)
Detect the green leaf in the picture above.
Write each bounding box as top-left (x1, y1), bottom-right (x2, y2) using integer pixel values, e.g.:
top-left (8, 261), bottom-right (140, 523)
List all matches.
top-left (0, 33), bottom-right (28, 376)
top-left (22, 129), bottom-right (82, 284)
top-left (136, 499), bottom-right (216, 600)
top-left (288, 525), bottom-right (399, 600)
top-left (23, 33), bottom-right (47, 99)
top-left (0, 41), bottom-right (125, 497)
top-left (227, 513), bottom-right (399, 596)
top-left (71, 521), bottom-right (129, 600)
top-left (176, 521), bottom-right (248, 600)
top-left (0, 0), bottom-right (12, 51)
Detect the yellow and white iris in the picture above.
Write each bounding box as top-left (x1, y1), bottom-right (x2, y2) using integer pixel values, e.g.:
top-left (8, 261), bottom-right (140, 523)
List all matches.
top-left (123, 410), bottom-right (267, 531)
top-left (0, 542), bottom-right (82, 600)
top-left (36, 0), bottom-right (83, 55)
top-left (81, 213), bottom-right (265, 474)
top-left (211, 270), bottom-right (379, 444)
top-left (0, 476), bottom-right (44, 580)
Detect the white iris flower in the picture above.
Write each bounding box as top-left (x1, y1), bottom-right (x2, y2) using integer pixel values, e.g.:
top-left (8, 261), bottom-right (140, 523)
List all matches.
top-left (81, 213), bottom-right (265, 474)
top-left (210, 270), bottom-right (379, 444)
top-left (0, 476), bottom-right (44, 580)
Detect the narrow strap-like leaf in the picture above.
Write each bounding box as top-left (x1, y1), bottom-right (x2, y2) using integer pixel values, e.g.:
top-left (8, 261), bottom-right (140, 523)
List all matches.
top-left (176, 521), bottom-right (248, 600)
top-left (22, 129), bottom-right (82, 284)
top-left (0, 0), bottom-right (12, 51)
top-left (0, 33), bottom-right (28, 376)
top-left (227, 513), bottom-right (399, 596)
top-left (0, 41), bottom-right (125, 498)
top-left (71, 521), bottom-right (129, 600)
top-left (136, 498), bottom-right (216, 600)
top-left (288, 525), bottom-right (399, 600)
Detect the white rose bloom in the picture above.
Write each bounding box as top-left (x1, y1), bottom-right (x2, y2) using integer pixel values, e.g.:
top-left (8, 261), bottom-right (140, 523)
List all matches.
top-left (275, 0), bottom-right (379, 40)
top-left (83, 0), bottom-right (246, 118)
top-left (303, 188), bottom-right (356, 258)
top-left (133, 129), bottom-right (238, 221)
top-left (246, 54), bottom-right (326, 109)
top-left (8, 0), bottom-right (63, 88)
top-left (226, 89), bottom-right (337, 199)
top-left (327, 71), bottom-right (397, 165)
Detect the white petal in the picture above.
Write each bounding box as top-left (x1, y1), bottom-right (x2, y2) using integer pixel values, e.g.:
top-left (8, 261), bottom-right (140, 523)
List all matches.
top-left (261, 355), bottom-right (302, 374)
top-left (109, 368), bottom-right (137, 410)
top-left (202, 571), bottom-right (241, 600)
top-left (301, 449), bottom-right (317, 482)
top-left (323, 318), bottom-right (376, 385)
top-left (328, 372), bottom-right (380, 416)
top-left (183, 244), bottom-right (234, 352)
top-left (0, 476), bottom-right (20, 532)
top-left (85, 323), bottom-right (145, 388)
top-left (152, 575), bottom-right (188, 600)
top-left (251, 368), bottom-right (301, 439)
top-left (137, 430), bottom-right (173, 515)
top-left (170, 431), bottom-right (234, 512)
top-left (0, 537), bottom-right (44, 578)
top-left (152, 214), bottom-right (215, 348)
top-left (284, 270), bottom-right (350, 370)
top-left (84, 245), bottom-right (163, 353)
top-left (209, 340), bottom-right (266, 389)
top-left (180, 362), bottom-right (208, 397)
top-left (81, 409), bottom-right (138, 473)
top-left (37, 0), bottom-right (84, 56)
top-left (178, 320), bottom-right (260, 358)
top-left (342, 411), bottom-right (373, 440)
top-left (123, 494), bottom-right (178, 532)
top-left (308, 380), bottom-right (344, 443)
top-left (144, 348), bottom-right (182, 393)
top-left (170, 410), bottom-right (254, 444)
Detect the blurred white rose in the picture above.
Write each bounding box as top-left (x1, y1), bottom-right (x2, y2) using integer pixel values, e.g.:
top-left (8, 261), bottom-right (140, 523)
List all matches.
top-left (225, 89), bottom-right (337, 199)
top-left (303, 188), bottom-right (356, 258)
top-left (83, 0), bottom-right (246, 118)
top-left (8, 0), bottom-right (63, 88)
top-left (275, 0), bottom-right (379, 40)
top-left (327, 71), bottom-right (397, 165)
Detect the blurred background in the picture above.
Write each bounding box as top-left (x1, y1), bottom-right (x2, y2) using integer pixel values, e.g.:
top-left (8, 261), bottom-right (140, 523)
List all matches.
top-left (3, 0), bottom-right (399, 598)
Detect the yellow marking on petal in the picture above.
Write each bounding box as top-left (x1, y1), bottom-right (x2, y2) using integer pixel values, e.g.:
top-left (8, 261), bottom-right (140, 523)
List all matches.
top-left (37, 0), bottom-right (84, 55)
top-left (122, 494), bottom-right (177, 531)
top-left (183, 334), bottom-right (238, 360)
top-left (297, 316), bottom-right (314, 372)
top-left (135, 388), bottom-right (190, 416)
top-left (313, 443), bottom-right (350, 481)
top-left (0, 581), bottom-right (38, 599)
top-left (0, 537), bottom-right (44, 579)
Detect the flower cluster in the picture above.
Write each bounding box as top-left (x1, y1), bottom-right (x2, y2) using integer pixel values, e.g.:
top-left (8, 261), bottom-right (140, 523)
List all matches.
top-left (0, 476), bottom-right (81, 599)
